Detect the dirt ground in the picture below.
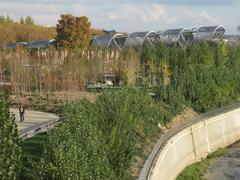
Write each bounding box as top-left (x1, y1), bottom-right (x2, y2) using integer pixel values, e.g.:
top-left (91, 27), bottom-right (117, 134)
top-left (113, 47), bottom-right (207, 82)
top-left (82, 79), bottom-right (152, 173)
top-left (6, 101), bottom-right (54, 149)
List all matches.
top-left (166, 108), bottom-right (198, 129)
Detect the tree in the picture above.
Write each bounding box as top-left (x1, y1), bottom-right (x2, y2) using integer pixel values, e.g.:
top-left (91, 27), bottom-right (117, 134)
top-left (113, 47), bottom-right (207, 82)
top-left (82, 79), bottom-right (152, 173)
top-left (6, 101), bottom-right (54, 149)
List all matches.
top-left (0, 24), bottom-right (17, 43)
top-left (0, 16), bottom-right (5, 23)
top-left (0, 15), bottom-right (14, 24)
top-left (0, 93), bottom-right (21, 180)
top-left (56, 14), bottom-right (92, 49)
top-left (32, 100), bottom-right (115, 180)
top-left (24, 16), bottom-right (34, 25)
top-left (20, 17), bottom-right (25, 24)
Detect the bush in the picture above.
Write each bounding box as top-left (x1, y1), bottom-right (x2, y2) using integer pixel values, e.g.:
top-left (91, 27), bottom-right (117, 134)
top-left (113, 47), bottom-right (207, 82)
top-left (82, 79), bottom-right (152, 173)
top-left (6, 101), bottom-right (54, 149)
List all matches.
top-left (0, 93), bottom-right (21, 180)
top-left (31, 88), bottom-right (163, 180)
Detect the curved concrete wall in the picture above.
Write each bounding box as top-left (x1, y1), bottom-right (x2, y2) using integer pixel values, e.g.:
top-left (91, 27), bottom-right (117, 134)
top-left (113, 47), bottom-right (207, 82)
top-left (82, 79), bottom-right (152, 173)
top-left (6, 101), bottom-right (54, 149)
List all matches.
top-left (139, 103), bottom-right (240, 180)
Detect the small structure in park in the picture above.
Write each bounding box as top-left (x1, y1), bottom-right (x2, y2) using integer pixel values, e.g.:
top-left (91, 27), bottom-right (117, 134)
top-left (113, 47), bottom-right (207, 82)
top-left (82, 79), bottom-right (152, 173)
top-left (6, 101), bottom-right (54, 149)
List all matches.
top-left (124, 31), bottom-right (158, 48)
top-left (89, 34), bottom-right (126, 50)
top-left (194, 25), bottom-right (225, 41)
top-left (160, 28), bottom-right (194, 48)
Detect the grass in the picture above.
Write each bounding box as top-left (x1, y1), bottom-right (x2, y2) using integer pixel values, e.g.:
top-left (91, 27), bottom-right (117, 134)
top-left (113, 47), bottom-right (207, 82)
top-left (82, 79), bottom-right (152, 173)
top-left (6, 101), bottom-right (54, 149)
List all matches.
top-left (19, 132), bottom-right (49, 179)
top-left (176, 148), bottom-right (227, 180)
top-left (21, 132), bottom-right (48, 161)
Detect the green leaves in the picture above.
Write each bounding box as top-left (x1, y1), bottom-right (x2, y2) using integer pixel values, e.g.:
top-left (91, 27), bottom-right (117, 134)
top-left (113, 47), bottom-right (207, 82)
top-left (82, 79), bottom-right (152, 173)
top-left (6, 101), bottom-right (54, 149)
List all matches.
top-left (142, 42), bottom-right (240, 113)
top-left (32, 88), bottom-right (162, 180)
top-left (17, 41), bottom-right (240, 180)
top-left (0, 93), bottom-right (21, 180)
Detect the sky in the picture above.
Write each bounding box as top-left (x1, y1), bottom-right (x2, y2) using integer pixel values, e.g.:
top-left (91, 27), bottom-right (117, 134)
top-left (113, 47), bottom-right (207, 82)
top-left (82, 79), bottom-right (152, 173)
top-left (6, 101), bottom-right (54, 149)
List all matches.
top-left (0, 0), bottom-right (239, 34)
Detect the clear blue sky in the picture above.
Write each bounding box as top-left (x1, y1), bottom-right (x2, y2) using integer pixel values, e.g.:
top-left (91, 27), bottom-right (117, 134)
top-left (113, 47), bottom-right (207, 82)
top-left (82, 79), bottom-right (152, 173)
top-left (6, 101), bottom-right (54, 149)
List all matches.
top-left (0, 0), bottom-right (239, 34)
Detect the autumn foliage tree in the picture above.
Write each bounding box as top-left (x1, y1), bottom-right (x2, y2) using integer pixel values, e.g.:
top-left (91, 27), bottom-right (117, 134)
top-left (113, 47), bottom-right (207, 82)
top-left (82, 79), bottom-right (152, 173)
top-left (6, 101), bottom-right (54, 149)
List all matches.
top-left (0, 15), bottom-right (56, 44)
top-left (56, 14), bottom-right (92, 49)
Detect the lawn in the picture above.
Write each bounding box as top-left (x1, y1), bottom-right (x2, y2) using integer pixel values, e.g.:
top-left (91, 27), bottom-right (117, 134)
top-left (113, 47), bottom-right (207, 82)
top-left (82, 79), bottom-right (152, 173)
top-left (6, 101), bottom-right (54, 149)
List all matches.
top-left (21, 132), bottom-right (48, 161)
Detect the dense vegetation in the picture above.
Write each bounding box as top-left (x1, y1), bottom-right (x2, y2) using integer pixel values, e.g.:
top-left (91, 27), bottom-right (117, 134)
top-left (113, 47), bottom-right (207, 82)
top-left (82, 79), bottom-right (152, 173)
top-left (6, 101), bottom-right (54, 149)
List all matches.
top-left (143, 42), bottom-right (240, 112)
top-left (1, 40), bottom-right (240, 179)
top-left (28, 42), bottom-right (240, 179)
top-left (0, 93), bottom-right (21, 180)
top-left (19, 89), bottom-right (164, 180)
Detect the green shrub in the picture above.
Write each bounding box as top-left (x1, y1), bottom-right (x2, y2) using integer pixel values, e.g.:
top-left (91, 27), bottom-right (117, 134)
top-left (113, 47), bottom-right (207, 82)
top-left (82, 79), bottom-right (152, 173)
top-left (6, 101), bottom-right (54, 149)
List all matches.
top-left (30, 88), bottom-right (163, 180)
top-left (176, 159), bottom-right (208, 180)
top-left (0, 93), bottom-right (21, 180)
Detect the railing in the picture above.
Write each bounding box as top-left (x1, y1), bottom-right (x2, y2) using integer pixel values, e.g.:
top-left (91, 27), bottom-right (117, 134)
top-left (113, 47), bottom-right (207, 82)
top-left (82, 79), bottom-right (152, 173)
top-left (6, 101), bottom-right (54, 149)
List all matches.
top-left (18, 115), bottom-right (60, 140)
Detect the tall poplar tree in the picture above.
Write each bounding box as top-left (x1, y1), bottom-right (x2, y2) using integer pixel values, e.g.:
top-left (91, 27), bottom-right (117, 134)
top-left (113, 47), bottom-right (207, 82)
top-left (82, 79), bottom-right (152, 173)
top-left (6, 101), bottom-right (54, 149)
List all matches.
top-left (0, 93), bottom-right (21, 180)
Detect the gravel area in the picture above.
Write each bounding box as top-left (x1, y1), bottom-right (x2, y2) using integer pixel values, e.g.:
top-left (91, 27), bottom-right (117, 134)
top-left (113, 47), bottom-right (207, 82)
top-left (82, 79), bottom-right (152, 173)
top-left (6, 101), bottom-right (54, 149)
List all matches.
top-left (204, 141), bottom-right (240, 180)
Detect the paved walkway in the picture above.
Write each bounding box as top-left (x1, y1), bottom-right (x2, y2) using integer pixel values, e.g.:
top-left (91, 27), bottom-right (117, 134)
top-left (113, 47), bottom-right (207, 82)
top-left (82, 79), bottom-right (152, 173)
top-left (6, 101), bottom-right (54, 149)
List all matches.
top-left (10, 109), bottom-right (59, 138)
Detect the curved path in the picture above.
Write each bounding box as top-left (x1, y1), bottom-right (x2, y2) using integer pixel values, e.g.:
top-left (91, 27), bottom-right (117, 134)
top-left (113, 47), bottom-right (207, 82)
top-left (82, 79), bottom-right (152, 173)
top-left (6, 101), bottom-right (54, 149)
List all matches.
top-left (10, 109), bottom-right (59, 139)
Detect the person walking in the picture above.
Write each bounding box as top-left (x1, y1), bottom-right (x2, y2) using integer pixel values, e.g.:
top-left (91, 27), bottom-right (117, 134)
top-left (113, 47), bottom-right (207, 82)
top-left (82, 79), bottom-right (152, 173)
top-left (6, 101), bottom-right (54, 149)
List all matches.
top-left (19, 104), bottom-right (25, 122)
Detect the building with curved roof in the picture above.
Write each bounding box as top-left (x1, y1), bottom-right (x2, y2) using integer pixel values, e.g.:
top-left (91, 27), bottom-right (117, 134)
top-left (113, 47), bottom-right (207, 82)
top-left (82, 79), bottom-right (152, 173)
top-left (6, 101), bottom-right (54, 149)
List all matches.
top-left (195, 25), bottom-right (225, 41)
top-left (2, 42), bottom-right (28, 48)
top-left (124, 31), bottom-right (158, 48)
top-left (160, 28), bottom-right (194, 48)
top-left (28, 39), bottom-right (56, 48)
top-left (89, 34), bottom-right (126, 50)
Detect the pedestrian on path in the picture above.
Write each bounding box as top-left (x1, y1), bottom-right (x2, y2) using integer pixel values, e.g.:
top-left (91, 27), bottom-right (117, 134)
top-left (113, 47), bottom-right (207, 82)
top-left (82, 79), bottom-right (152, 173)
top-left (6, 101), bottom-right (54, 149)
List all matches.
top-left (19, 104), bottom-right (25, 122)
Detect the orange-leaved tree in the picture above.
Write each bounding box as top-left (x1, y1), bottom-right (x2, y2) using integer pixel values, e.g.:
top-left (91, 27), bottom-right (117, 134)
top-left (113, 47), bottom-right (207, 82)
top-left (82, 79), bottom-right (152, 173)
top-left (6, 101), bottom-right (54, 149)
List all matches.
top-left (56, 14), bottom-right (92, 49)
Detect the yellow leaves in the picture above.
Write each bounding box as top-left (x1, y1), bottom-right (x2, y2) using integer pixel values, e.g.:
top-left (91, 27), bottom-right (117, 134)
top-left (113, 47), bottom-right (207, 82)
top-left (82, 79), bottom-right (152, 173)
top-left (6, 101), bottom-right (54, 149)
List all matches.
top-left (161, 62), bottom-right (172, 89)
top-left (56, 14), bottom-right (92, 49)
top-left (147, 59), bottom-right (157, 74)
top-left (220, 43), bottom-right (228, 58)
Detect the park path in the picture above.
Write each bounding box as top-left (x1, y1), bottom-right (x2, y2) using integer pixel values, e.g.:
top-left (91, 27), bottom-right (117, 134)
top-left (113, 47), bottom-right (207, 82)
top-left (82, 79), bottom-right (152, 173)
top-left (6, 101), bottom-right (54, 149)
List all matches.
top-left (10, 108), bottom-right (59, 139)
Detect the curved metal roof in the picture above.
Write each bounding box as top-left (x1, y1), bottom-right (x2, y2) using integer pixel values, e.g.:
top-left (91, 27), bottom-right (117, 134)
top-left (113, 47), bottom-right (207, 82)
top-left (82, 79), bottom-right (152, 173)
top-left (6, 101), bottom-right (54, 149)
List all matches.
top-left (124, 31), bottom-right (158, 48)
top-left (196, 25), bottom-right (225, 41)
top-left (28, 39), bottom-right (56, 48)
top-left (160, 28), bottom-right (193, 48)
top-left (2, 42), bottom-right (28, 48)
top-left (0, 25), bottom-right (226, 50)
top-left (89, 34), bottom-right (126, 50)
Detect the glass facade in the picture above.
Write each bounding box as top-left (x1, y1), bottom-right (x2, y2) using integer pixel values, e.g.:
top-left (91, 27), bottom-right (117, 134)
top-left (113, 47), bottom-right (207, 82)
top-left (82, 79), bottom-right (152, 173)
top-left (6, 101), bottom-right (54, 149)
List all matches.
top-left (160, 28), bottom-right (194, 48)
top-left (195, 26), bottom-right (225, 41)
top-left (124, 31), bottom-right (158, 48)
top-left (89, 34), bottom-right (126, 49)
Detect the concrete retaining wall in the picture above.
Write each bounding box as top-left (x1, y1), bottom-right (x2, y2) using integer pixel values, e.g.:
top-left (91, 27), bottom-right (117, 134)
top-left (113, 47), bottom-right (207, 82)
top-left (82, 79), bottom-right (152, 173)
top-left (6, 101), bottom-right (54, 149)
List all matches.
top-left (139, 103), bottom-right (240, 180)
